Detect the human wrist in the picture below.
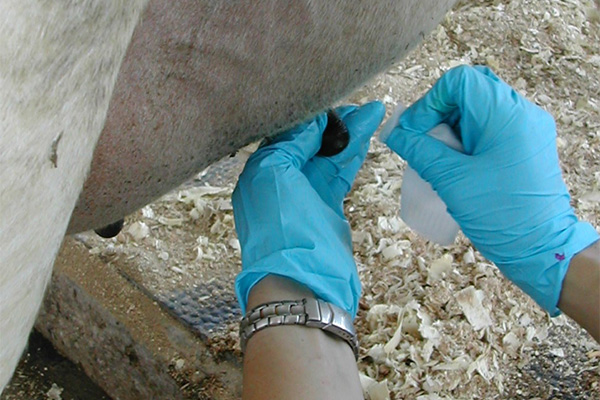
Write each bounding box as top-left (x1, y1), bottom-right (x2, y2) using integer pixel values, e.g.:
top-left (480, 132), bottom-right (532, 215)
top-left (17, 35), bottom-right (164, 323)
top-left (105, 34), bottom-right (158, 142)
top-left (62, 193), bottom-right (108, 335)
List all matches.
top-left (246, 275), bottom-right (315, 310)
top-left (558, 240), bottom-right (600, 342)
top-left (242, 275), bottom-right (359, 358)
top-left (494, 220), bottom-right (599, 315)
top-left (235, 245), bottom-right (361, 317)
top-left (241, 275), bottom-right (363, 400)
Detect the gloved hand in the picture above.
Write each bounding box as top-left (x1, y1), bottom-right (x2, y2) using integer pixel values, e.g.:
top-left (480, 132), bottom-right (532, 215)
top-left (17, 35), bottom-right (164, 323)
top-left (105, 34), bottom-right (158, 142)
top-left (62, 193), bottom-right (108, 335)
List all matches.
top-left (233, 101), bottom-right (385, 317)
top-left (382, 65), bottom-right (599, 315)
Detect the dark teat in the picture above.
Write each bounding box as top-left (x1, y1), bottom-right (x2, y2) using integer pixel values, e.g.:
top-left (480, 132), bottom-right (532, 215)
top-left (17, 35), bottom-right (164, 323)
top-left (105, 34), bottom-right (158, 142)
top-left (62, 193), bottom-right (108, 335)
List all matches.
top-left (317, 110), bottom-right (350, 157)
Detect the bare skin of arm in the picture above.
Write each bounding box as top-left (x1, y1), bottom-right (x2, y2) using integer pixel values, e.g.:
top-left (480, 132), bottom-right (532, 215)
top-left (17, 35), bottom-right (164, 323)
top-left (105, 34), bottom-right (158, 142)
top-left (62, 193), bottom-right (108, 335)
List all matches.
top-left (242, 275), bottom-right (363, 400)
top-left (558, 240), bottom-right (600, 342)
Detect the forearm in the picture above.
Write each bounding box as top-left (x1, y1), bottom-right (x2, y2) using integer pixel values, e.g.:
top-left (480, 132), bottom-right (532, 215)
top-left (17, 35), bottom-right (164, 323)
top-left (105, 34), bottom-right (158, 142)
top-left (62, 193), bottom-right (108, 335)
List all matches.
top-left (242, 275), bottom-right (363, 400)
top-left (558, 240), bottom-right (600, 342)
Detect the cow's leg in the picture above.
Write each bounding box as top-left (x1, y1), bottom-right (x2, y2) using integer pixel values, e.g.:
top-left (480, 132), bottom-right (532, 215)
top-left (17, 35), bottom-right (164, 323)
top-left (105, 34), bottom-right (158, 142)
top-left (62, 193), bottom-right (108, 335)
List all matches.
top-left (0, 0), bottom-right (149, 391)
top-left (68, 0), bottom-right (458, 233)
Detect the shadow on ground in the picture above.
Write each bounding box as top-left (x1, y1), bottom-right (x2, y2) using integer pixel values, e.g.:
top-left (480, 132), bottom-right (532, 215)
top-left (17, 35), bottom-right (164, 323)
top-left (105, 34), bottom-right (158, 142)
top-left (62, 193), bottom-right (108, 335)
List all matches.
top-left (2, 330), bottom-right (110, 400)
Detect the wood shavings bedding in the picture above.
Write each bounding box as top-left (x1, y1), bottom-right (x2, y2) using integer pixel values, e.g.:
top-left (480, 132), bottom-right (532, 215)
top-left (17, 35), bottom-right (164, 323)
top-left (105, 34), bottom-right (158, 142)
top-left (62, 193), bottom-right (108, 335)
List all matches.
top-left (346, 0), bottom-right (600, 397)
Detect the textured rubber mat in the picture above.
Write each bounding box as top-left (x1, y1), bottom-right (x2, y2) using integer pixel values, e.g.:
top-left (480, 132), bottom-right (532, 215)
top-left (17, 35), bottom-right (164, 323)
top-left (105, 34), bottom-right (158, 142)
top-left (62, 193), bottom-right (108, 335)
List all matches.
top-left (159, 281), bottom-right (241, 339)
top-left (157, 155), bottom-right (246, 339)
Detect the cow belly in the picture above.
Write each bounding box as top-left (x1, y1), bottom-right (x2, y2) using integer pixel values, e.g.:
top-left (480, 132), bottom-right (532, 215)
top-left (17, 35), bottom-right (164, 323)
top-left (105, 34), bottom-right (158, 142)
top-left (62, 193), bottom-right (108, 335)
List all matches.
top-left (68, 0), bottom-right (457, 233)
top-left (0, 0), bottom-right (148, 392)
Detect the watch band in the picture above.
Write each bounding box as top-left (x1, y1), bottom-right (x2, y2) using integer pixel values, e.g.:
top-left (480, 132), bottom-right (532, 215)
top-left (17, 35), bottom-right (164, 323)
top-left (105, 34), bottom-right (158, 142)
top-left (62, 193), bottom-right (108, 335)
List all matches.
top-left (239, 298), bottom-right (359, 359)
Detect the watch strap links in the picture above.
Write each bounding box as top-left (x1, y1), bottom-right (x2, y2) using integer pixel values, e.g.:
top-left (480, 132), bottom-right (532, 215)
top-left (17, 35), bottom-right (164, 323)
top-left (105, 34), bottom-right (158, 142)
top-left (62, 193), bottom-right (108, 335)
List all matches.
top-left (239, 298), bottom-right (359, 359)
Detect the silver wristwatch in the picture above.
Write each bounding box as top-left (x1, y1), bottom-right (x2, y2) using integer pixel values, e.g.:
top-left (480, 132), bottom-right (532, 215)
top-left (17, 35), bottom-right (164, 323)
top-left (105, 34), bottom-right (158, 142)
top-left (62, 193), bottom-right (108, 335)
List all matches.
top-left (239, 298), bottom-right (359, 359)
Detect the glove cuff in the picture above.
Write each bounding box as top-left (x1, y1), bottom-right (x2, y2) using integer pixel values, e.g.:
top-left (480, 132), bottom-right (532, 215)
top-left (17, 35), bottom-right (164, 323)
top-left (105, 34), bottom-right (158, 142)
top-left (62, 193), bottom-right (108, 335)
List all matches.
top-left (498, 221), bottom-right (599, 316)
top-left (235, 249), bottom-right (361, 318)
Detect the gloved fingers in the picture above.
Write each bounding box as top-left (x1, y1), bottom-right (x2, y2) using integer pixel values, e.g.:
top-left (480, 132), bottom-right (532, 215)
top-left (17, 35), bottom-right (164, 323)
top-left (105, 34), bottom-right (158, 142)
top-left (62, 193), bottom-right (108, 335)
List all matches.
top-left (301, 141), bottom-right (369, 215)
top-left (326, 101), bottom-right (385, 167)
top-left (396, 65), bottom-right (521, 154)
top-left (300, 162), bottom-right (343, 215)
top-left (333, 104), bottom-right (359, 120)
top-left (252, 113), bottom-right (328, 169)
top-left (472, 65), bottom-right (502, 82)
top-left (311, 151), bottom-right (367, 203)
top-left (304, 101), bottom-right (384, 182)
top-left (334, 153), bottom-right (367, 194)
top-left (336, 132), bottom-right (372, 186)
top-left (462, 66), bottom-right (504, 133)
top-left (384, 124), bottom-right (466, 184)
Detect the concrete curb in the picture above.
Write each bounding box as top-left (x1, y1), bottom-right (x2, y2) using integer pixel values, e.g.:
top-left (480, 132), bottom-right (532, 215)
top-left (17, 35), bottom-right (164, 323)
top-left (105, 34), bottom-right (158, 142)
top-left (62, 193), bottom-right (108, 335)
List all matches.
top-left (35, 237), bottom-right (242, 400)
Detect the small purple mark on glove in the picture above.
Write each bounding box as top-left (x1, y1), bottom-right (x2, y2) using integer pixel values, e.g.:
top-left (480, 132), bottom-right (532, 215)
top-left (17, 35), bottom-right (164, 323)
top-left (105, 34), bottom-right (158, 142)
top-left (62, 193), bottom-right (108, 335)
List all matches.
top-left (555, 253), bottom-right (566, 262)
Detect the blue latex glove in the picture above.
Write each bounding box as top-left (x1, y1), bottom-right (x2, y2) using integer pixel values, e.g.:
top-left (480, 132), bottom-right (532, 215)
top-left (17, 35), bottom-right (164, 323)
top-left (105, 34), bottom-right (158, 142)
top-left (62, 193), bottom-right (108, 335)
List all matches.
top-left (233, 101), bottom-right (385, 316)
top-left (382, 65), bottom-right (599, 315)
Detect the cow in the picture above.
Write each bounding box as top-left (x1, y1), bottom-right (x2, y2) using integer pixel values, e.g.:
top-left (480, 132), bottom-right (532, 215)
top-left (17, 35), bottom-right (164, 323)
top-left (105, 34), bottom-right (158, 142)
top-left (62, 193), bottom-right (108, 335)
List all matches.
top-left (0, 0), bottom-right (456, 392)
